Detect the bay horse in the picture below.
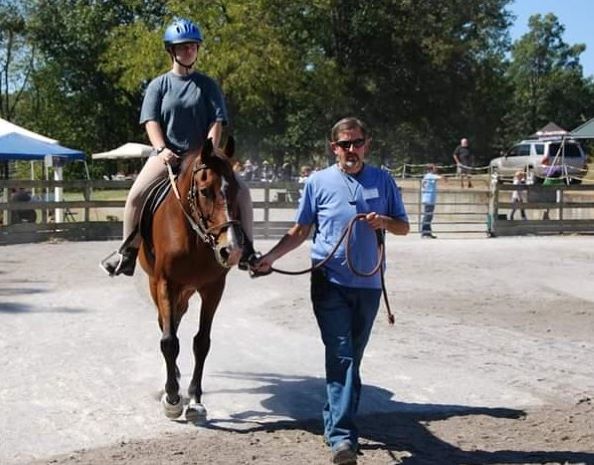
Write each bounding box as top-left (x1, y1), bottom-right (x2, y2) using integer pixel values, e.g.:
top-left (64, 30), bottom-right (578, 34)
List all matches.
top-left (138, 137), bottom-right (244, 422)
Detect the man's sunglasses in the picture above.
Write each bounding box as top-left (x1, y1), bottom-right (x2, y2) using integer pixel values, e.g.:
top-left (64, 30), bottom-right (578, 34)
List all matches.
top-left (334, 138), bottom-right (366, 150)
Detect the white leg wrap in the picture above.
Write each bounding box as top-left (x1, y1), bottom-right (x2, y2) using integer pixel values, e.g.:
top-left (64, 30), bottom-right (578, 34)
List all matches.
top-left (185, 399), bottom-right (207, 423)
top-left (161, 392), bottom-right (183, 419)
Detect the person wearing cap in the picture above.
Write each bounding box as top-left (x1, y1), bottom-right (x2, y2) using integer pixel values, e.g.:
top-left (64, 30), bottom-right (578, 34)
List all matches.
top-left (100, 18), bottom-right (256, 277)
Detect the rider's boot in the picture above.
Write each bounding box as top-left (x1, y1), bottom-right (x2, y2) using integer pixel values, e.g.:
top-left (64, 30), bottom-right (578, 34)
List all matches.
top-left (99, 246), bottom-right (139, 277)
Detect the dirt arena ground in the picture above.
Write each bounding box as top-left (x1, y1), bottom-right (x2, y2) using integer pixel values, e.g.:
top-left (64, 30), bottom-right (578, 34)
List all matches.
top-left (1, 236), bottom-right (593, 465)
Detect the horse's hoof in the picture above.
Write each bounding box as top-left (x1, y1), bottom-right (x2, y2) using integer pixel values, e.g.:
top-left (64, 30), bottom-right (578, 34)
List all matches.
top-left (185, 400), bottom-right (207, 423)
top-left (161, 393), bottom-right (183, 419)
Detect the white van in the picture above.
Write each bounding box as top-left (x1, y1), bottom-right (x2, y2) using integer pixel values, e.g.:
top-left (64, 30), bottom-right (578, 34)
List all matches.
top-left (489, 138), bottom-right (588, 183)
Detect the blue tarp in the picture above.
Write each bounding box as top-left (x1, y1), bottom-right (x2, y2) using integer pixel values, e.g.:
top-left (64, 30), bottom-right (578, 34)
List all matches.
top-left (0, 132), bottom-right (85, 161)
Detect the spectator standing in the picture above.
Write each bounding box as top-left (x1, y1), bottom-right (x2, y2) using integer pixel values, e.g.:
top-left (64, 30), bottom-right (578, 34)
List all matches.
top-left (231, 159), bottom-right (243, 173)
top-left (298, 164), bottom-right (313, 197)
top-left (453, 138), bottom-right (474, 188)
top-left (509, 170), bottom-right (527, 220)
top-left (420, 164), bottom-right (445, 238)
top-left (242, 159), bottom-right (256, 181)
top-left (298, 164), bottom-right (313, 183)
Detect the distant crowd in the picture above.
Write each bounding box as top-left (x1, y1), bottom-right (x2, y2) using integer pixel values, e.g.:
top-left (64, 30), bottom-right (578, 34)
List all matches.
top-left (232, 159), bottom-right (316, 183)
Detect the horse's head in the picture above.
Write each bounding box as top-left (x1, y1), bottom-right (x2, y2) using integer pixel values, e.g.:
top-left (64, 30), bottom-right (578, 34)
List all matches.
top-left (184, 137), bottom-right (243, 268)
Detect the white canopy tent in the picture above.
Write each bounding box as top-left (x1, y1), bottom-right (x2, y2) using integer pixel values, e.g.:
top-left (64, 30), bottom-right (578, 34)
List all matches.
top-left (91, 142), bottom-right (154, 160)
top-left (0, 117), bottom-right (58, 143)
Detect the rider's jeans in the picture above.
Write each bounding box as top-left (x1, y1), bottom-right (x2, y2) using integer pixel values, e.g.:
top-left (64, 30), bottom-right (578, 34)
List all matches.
top-left (310, 268), bottom-right (381, 451)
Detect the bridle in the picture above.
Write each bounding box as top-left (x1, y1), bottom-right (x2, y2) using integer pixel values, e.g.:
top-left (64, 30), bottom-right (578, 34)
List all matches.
top-left (166, 159), bottom-right (240, 255)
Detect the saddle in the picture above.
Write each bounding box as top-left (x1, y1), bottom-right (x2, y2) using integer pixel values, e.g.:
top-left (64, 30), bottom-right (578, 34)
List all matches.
top-left (139, 175), bottom-right (174, 256)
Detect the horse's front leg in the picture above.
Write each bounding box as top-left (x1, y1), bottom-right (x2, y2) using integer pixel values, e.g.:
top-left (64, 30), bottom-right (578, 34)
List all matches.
top-left (156, 278), bottom-right (184, 419)
top-left (186, 279), bottom-right (225, 422)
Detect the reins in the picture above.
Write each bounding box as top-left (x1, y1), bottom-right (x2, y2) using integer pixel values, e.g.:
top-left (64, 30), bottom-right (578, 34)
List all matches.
top-left (265, 213), bottom-right (395, 325)
top-left (166, 160), bottom-right (394, 324)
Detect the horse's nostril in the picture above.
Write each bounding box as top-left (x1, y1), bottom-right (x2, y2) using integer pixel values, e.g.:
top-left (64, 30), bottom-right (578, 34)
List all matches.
top-left (219, 248), bottom-right (229, 260)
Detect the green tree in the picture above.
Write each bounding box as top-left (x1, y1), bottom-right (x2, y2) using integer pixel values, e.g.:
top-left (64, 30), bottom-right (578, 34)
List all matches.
top-left (19, 0), bottom-right (166, 177)
top-left (102, 0), bottom-right (346, 170)
top-left (274, 0), bottom-right (512, 166)
top-left (16, 0), bottom-right (576, 179)
top-left (0, 0), bottom-right (31, 120)
top-left (507, 13), bottom-right (590, 139)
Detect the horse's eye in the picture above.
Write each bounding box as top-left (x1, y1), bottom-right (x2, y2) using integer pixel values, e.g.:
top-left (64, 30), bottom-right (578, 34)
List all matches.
top-left (199, 188), bottom-right (211, 198)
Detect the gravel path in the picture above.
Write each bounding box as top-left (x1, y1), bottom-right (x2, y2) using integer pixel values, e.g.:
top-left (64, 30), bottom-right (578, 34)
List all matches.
top-left (1, 236), bottom-right (593, 465)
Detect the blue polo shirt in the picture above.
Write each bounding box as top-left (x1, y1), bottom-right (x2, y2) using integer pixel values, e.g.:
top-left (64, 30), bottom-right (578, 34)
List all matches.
top-left (296, 164), bottom-right (408, 289)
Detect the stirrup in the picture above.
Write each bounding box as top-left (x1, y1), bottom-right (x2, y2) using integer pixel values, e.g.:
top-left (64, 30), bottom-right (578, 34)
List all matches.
top-left (99, 247), bottom-right (138, 277)
top-left (99, 250), bottom-right (122, 277)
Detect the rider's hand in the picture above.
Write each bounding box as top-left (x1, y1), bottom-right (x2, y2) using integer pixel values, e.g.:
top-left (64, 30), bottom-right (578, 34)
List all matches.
top-left (159, 148), bottom-right (180, 164)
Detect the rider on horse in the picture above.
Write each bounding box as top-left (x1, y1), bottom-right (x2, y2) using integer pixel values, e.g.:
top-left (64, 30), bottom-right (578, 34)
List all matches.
top-left (100, 18), bottom-right (256, 277)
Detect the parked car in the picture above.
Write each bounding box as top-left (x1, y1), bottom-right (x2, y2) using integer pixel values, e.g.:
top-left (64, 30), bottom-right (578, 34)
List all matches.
top-left (489, 138), bottom-right (588, 183)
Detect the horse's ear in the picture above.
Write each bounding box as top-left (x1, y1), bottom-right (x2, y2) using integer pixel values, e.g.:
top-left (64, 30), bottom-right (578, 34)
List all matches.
top-left (203, 138), bottom-right (214, 160)
top-left (223, 136), bottom-right (235, 159)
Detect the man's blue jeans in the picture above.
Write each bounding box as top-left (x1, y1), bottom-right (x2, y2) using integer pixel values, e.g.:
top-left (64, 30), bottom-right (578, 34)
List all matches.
top-left (311, 269), bottom-right (381, 451)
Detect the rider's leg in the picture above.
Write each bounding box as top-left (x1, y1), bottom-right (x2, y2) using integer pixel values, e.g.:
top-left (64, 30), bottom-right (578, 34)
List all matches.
top-left (234, 173), bottom-right (256, 269)
top-left (100, 156), bottom-right (168, 276)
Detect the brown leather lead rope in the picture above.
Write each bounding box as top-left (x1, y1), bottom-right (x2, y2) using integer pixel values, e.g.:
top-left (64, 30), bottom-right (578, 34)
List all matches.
top-left (257, 214), bottom-right (395, 325)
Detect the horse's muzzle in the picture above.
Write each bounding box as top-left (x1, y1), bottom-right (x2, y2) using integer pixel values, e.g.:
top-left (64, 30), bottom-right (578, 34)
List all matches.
top-left (215, 244), bottom-right (241, 268)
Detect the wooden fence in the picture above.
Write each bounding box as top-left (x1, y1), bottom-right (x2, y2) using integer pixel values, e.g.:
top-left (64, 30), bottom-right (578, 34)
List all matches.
top-left (487, 181), bottom-right (594, 236)
top-left (9, 176), bottom-right (590, 245)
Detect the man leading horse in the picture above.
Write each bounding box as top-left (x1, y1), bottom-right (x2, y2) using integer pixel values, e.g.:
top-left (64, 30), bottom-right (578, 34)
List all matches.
top-left (253, 117), bottom-right (409, 465)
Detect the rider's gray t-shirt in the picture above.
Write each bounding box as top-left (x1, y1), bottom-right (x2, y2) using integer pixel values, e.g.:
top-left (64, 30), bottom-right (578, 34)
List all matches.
top-left (140, 71), bottom-right (228, 154)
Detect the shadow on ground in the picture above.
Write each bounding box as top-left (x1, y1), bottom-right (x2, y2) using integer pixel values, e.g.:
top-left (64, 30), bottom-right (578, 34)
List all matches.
top-left (0, 301), bottom-right (88, 313)
top-left (202, 372), bottom-right (593, 465)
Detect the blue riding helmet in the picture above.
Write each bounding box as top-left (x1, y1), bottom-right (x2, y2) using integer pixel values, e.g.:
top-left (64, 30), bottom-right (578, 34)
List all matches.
top-left (163, 18), bottom-right (203, 48)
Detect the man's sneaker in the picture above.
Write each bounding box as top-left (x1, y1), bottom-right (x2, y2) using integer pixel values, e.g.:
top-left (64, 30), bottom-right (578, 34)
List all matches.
top-left (100, 247), bottom-right (138, 277)
top-left (332, 441), bottom-right (357, 464)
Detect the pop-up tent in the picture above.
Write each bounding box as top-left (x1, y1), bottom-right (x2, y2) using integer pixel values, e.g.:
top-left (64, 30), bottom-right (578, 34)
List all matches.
top-left (569, 118), bottom-right (594, 139)
top-left (0, 132), bottom-right (85, 161)
top-left (91, 142), bottom-right (152, 180)
top-left (0, 117), bottom-right (57, 143)
top-left (531, 121), bottom-right (568, 139)
top-left (91, 142), bottom-right (153, 160)
top-left (0, 130), bottom-right (88, 223)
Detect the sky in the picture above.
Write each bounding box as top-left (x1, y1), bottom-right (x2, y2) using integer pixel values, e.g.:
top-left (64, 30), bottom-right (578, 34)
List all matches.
top-left (508, 0), bottom-right (594, 77)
